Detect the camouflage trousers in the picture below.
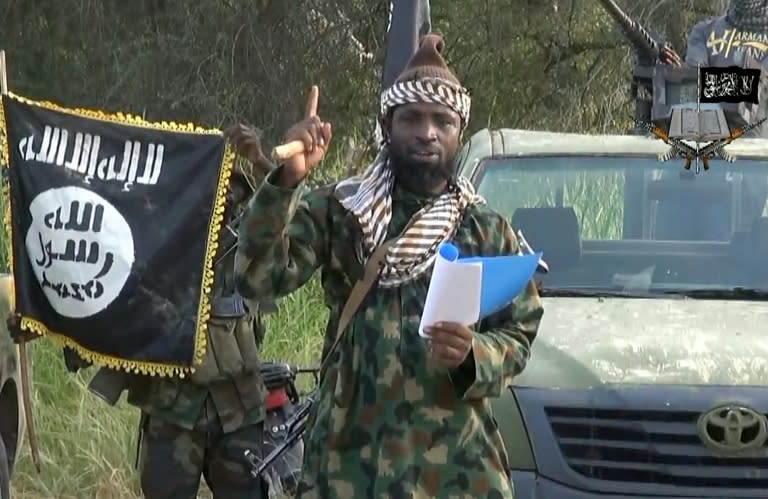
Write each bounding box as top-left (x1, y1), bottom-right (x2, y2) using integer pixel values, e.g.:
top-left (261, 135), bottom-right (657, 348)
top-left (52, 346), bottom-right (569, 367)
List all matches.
top-left (137, 398), bottom-right (267, 499)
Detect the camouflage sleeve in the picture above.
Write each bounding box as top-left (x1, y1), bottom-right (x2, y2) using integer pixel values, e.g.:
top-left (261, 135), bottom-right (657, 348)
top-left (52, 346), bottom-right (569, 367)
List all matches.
top-left (233, 166), bottom-right (328, 300)
top-left (684, 20), bottom-right (712, 66)
top-left (450, 217), bottom-right (544, 400)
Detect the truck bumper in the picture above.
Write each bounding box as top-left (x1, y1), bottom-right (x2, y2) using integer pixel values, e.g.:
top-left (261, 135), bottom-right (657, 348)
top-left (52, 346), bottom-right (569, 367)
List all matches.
top-left (511, 471), bottom-right (738, 499)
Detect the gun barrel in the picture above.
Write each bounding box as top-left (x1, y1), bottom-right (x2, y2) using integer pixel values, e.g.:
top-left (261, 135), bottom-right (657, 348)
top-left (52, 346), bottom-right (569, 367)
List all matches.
top-left (596, 0), bottom-right (659, 61)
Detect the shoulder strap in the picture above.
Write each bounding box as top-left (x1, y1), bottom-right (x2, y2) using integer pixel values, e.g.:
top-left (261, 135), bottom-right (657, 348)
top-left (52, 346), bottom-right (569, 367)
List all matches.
top-left (318, 238), bottom-right (396, 378)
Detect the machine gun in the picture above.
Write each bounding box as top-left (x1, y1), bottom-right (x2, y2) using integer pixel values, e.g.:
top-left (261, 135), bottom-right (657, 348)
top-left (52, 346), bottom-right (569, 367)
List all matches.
top-left (596, 0), bottom-right (688, 133)
top-left (597, 0), bottom-right (663, 66)
top-left (597, 0), bottom-right (720, 140)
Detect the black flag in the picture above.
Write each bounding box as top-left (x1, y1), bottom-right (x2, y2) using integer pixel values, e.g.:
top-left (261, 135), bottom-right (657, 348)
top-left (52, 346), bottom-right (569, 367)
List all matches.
top-left (699, 66), bottom-right (761, 104)
top-left (381, 0), bottom-right (432, 89)
top-left (0, 93), bottom-right (234, 376)
top-left (375, 0), bottom-right (431, 143)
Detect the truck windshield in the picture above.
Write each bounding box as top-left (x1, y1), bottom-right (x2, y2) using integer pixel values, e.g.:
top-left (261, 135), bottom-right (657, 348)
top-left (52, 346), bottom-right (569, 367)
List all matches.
top-left (473, 156), bottom-right (768, 295)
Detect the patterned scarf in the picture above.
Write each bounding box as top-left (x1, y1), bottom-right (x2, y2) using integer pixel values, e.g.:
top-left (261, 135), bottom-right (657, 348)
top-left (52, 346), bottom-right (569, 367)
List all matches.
top-left (334, 77), bottom-right (482, 287)
top-left (727, 0), bottom-right (768, 32)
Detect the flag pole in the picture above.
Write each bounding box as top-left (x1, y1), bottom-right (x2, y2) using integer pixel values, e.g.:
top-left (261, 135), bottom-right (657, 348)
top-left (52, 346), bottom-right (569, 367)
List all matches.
top-left (696, 62), bottom-right (701, 173)
top-left (0, 49), bottom-right (42, 474)
top-left (0, 50), bottom-right (7, 94)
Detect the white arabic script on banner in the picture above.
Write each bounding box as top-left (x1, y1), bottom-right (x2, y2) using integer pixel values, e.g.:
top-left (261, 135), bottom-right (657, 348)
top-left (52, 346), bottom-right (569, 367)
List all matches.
top-left (18, 125), bottom-right (166, 191)
top-left (25, 186), bottom-right (135, 318)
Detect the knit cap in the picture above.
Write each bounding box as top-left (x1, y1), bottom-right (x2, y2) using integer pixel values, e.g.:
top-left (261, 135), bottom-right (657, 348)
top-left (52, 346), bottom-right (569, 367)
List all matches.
top-left (380, 34), bottom-right (471, 127)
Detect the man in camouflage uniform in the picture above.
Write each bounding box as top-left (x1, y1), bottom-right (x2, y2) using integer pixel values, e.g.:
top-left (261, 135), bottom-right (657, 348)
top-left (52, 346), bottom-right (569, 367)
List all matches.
top-left (10, 126), bottom-right (276, 499)
top-left (232, 34), bottom-right (544, 498)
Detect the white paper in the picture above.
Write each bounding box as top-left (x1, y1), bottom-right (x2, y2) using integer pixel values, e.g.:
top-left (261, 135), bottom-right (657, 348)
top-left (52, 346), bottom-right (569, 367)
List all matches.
top-left (418, 250), bottom-right (482, 337)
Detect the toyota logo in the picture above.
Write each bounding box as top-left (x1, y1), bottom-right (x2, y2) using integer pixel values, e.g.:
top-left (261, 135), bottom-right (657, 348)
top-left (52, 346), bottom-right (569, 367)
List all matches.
top-left (697, 404), bottom-right (768, 456)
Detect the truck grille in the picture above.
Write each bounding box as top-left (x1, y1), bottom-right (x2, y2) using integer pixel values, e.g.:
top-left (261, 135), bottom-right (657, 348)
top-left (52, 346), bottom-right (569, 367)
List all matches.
top-left (545, 406), bottom-right (768, 487)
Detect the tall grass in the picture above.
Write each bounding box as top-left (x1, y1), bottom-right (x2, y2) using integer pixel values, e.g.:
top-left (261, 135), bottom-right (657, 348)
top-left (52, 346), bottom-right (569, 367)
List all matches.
top-left (478, 163), bottom-right (625, 239)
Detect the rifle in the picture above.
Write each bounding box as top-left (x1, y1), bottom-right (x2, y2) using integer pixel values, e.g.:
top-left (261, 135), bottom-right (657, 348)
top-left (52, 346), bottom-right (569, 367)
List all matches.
top-left (692, 117), bottom-right (768, 169)
top-left (242, 363), bottom-right (319, 496)
top-left (245, 389), bottom-right (317, 479)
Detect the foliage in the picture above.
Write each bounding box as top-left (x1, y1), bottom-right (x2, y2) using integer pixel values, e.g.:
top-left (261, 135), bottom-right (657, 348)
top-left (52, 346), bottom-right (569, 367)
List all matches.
top-left (0, 0), bottom-right (731, 496)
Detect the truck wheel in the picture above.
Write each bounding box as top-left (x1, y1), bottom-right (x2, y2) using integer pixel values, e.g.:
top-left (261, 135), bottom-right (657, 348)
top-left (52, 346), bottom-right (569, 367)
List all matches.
top-left (0, 437), bottom-right (9, 499)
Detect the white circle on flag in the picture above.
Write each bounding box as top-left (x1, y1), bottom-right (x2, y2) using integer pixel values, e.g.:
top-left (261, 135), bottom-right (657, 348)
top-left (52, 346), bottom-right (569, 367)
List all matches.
top-left (25, 186), bottom-right (135, 318)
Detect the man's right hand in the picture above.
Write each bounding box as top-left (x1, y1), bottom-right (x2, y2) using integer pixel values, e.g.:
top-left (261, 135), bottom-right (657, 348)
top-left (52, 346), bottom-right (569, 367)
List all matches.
top-left (7, 313), bottom-right (38, 344)
top-left (277, 86), bottom-right (333, 189)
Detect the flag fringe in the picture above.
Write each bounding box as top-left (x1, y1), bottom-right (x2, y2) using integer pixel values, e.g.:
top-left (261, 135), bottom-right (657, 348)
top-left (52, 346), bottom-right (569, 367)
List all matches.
top-left (2, 91), bottom-right (222, 135)
top-left (0, 92), bottom-right (236, 378)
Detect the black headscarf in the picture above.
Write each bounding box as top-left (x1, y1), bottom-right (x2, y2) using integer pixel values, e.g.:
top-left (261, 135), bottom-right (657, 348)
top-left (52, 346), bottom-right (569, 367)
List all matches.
top-left (727, 0), bottom-right (768, 31)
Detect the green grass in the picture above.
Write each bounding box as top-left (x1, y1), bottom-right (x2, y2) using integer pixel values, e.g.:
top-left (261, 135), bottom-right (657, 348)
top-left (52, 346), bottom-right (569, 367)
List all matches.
top-left (478, 165), bottom-right (625, 239)
top-left (9, 279), bottom-right (327, 499)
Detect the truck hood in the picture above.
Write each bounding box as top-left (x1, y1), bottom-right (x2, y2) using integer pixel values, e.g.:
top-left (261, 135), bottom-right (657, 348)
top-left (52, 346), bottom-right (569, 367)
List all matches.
top-left (514, 297), bottom-right (768, 388)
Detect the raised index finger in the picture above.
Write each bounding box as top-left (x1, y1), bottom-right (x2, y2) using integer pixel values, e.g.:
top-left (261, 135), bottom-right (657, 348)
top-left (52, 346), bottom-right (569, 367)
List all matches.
top-left (305, 85), bottom-right (319, 119)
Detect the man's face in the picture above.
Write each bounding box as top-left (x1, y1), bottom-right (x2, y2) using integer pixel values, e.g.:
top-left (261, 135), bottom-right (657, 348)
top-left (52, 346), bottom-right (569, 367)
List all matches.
top-left (385, 101), bottom-right (462, 195)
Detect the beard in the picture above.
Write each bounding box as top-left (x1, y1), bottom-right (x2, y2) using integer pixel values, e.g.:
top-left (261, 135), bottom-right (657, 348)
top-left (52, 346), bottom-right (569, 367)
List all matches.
top-left (388, 147), bottom-right (455, 195)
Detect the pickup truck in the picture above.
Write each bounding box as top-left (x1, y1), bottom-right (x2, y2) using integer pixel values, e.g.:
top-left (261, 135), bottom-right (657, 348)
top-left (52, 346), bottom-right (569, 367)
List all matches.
top-left (461, 127), bottom-right (768, 499)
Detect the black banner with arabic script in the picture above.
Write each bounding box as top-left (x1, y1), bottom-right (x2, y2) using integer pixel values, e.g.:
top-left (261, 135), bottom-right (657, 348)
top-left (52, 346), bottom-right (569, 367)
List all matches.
top-left (0, 93), bottom-right (234, 376)
top-left (699, 66), bottom-right (761, 104)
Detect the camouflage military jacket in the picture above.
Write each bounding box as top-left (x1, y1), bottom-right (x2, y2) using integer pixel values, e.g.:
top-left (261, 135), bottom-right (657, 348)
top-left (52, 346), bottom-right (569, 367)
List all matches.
top-left (235, 167), bottom-right (544, 498)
